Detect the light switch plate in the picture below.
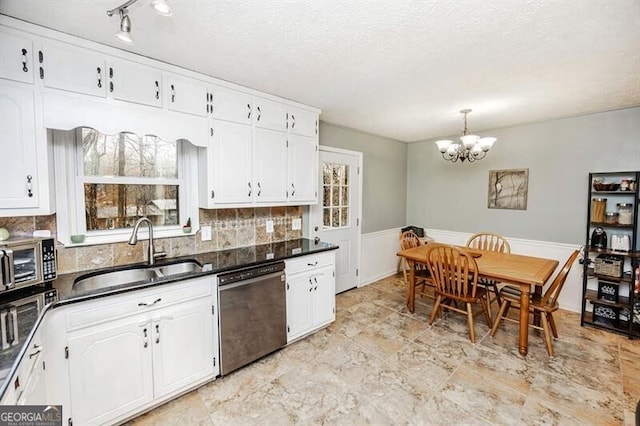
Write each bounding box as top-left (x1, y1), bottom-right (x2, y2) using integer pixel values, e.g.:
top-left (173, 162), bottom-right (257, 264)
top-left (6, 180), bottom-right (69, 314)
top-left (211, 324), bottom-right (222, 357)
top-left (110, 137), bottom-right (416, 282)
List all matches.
top-left (292, 218), bottom-right (302, 230)
top-left (201, 225), bottom-right (212, 241)
top-left (266, 220), bottom-right (274, 233)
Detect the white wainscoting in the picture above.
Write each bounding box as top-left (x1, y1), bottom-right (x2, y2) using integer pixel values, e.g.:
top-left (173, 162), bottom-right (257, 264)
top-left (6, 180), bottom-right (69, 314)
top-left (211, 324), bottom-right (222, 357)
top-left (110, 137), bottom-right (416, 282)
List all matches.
top-left (359, 228), bottom-right (583, 313)
top-left (359, 228), bottom-right (403, 287)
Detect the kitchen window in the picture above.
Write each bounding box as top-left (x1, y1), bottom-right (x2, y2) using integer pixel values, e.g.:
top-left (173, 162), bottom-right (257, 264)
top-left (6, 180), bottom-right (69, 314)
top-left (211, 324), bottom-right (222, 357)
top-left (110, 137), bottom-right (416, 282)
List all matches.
top-left (53, 128), bottom-right (199, 245)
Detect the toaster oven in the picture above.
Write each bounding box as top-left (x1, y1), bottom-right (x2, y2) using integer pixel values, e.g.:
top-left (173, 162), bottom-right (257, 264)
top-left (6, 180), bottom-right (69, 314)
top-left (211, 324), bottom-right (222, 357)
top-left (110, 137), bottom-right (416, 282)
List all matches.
top-left (0, 237), bottom-right (57, 293)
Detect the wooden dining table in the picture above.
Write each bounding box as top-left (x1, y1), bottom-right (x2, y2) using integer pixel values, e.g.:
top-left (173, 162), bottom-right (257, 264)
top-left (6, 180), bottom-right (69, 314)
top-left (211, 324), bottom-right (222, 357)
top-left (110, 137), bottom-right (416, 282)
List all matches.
top-left (397, 244), bottom-right (559, 356)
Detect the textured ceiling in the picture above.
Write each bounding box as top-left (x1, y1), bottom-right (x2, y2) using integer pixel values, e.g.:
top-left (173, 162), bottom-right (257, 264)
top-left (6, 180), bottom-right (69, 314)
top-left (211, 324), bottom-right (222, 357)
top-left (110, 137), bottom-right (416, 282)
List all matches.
top-left (1, 0), bottom-right (639, 142)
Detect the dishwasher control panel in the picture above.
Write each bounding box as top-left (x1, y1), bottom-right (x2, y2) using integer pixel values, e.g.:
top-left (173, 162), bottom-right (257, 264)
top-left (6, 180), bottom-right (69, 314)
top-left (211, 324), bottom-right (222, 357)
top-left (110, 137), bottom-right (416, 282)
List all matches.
top-left (218, 262), bottom-right (285, 286)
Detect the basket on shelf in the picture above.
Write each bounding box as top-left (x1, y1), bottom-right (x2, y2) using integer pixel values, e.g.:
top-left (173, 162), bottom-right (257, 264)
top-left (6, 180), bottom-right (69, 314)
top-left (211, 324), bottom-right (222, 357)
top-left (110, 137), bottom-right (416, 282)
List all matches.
top-left (593, 182), bottom-right (620, 191)
top-left (593, 254), bottom-right (624, 278)
top-left (593, 303), bottom-right (620, 327)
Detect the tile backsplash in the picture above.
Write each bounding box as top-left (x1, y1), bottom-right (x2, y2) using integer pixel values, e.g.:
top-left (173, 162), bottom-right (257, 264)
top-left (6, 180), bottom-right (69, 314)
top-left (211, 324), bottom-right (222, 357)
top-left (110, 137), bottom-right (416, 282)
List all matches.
top-left (0, 207), bottom-right (303, 274)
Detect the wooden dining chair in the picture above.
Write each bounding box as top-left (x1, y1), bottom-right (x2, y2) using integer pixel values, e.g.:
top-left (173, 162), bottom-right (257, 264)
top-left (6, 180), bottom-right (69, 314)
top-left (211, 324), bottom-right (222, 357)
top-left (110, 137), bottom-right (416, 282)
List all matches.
top-left (424, 244), bottom-right (492, 343)
top-left (399, 230), bottom-right (431, 296)
top-left (466, 232), bottom-right (511, 318)
top-left (490, 250), bottom-right (580, 356)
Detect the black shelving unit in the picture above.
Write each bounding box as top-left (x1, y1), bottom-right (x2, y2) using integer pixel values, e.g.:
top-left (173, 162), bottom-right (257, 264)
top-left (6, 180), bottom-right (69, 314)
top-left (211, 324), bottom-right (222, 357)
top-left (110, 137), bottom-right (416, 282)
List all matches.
top-left (581, 171), bottom-right (640, 338)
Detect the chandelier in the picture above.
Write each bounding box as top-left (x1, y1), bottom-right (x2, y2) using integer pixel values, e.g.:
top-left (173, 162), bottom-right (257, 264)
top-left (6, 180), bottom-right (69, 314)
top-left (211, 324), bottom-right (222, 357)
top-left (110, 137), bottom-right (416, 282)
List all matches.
top-left (434, 109), bottom-right (496, 163)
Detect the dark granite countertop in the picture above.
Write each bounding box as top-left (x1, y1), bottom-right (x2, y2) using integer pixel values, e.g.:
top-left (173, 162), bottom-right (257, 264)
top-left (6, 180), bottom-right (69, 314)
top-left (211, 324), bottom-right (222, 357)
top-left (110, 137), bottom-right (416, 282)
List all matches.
top-left (0, 238), bottom-right (337, 398)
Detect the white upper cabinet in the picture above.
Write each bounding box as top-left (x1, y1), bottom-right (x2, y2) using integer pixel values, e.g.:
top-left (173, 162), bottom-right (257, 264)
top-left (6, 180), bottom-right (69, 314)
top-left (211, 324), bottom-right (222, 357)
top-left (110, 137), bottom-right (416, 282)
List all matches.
top-left (288, 107), bottom-right (318, 137)
top-left (0, 30), bottom-right (34, 84)
top-left (210, 85), bottom-right (253, 124)
top-left (200, 119), bottom-right (253, 206)
top-left (287, 134), bottom-right (318, 203)
top-left (39, 41), bottom-right (107, 98)
top-left (109, 58), bottom-right (163, 108)
top-left (0, 16), bottom-right (321, 212)
top-left (254, 128), bottom-right (287, 203)
top-left (0, 82), bottom-right (50, 213)
top-left (254, 97), bottom-right (287, 131)
top-left (165, 73), bottom-right (209, 117)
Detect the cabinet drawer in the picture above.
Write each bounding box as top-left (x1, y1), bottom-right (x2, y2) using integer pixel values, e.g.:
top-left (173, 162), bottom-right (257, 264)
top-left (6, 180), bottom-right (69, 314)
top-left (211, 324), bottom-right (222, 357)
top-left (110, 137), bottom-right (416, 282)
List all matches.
top-left (285, 252), bottom-right (334, 276)
top-left (65, 276), bottom-right (214, 331)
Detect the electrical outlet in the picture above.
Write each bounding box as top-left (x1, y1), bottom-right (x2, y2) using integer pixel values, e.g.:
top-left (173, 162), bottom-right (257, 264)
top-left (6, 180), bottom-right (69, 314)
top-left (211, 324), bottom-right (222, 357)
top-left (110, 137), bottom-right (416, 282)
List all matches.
top-left (292, 218), bottom-right (302, 230)
top-left (266, 220), bottom-right (274, 233)
top-left (201, 225), bottom-right (212, 241)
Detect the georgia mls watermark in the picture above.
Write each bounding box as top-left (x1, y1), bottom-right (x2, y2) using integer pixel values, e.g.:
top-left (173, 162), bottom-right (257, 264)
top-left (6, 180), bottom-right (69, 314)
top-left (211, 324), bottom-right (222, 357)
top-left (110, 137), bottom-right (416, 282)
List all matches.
top-left (0, 405), bottom-right (62, 426)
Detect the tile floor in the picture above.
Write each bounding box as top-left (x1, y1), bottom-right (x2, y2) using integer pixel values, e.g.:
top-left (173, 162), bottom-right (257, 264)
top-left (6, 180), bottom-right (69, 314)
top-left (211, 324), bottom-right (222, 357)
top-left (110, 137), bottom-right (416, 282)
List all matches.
top-left (128, 274), bottom-right (640, 425)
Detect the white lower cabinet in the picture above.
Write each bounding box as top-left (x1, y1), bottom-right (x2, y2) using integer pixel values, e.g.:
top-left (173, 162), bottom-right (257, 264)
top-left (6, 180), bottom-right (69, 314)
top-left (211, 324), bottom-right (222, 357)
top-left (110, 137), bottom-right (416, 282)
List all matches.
top-left (64, 276), bottom-right (217, 426)
top-left (285, 252), bottom-right (336, 342)
top-left (67, 315), bottom-right (154, 425)
top-left (150, 298), bottom-right (215, 397)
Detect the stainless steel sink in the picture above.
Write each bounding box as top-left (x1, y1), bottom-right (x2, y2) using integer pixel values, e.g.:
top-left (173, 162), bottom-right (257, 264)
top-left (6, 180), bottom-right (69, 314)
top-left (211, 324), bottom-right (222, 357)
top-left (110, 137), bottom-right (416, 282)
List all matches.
top-left (73, 260), bottom-right (203, 293)
top-left (154, 261), bottom-right (202, 277)
top-left (73, 268), bottom-right (159, 293)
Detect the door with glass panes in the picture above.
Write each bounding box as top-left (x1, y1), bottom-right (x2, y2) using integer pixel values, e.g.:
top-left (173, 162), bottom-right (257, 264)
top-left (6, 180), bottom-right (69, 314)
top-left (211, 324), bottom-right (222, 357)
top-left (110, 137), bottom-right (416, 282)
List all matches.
top-left (309, 148), bottom-right (361, 293)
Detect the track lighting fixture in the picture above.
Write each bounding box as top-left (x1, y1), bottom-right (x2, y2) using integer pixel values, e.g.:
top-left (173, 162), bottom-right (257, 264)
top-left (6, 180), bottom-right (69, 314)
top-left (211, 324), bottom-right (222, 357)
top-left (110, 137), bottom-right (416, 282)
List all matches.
top-left (107, 0), bottom-right (172, 44)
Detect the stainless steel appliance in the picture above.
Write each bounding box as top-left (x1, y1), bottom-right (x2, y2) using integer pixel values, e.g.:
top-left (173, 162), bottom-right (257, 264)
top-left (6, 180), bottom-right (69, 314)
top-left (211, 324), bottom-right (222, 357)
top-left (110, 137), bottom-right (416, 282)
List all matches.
top-left (218, 262), bottom-right (286, 375)
top-left (0, 286), bottom-right (57, 381)
top-left (0, 237), bottom-right (57, 293)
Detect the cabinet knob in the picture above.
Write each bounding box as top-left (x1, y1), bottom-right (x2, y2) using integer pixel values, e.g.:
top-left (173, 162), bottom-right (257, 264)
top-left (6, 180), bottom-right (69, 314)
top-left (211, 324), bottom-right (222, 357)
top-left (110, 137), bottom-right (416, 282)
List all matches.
top-left (247, 104), bottom-right (252, 119)
top-left (96, 67), bottom-right (102, 88)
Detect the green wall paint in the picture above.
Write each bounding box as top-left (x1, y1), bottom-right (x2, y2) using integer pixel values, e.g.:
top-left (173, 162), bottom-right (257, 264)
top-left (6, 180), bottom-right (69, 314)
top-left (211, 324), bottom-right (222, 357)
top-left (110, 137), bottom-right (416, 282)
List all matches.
top-left (319, 122), bottom-right (408, 234)
top-left (407, 107), bottom-right (640, 244)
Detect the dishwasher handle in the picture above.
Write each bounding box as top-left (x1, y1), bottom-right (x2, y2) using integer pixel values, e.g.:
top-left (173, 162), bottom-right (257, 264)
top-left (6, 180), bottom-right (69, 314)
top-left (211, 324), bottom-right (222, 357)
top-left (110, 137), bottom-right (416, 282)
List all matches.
top-left (218, 271), bottom-right (284, 292)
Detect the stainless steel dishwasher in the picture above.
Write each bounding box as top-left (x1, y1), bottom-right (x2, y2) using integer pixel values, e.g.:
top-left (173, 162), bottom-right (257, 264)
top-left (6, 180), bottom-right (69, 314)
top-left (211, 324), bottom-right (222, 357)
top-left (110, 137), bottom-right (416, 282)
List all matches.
top-left (218, 262), bottom-right (286, 375)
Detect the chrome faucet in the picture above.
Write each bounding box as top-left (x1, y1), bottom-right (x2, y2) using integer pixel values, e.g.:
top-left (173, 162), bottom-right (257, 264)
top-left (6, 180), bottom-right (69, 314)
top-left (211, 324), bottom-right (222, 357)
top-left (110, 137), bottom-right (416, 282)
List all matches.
top-left (128, 217), bottom-right (166, 265)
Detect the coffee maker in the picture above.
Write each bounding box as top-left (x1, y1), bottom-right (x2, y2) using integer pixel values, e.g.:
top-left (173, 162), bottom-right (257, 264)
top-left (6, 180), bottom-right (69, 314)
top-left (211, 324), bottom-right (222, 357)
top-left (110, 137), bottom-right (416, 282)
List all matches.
top-left (590, 227), bottom-right (607, 249)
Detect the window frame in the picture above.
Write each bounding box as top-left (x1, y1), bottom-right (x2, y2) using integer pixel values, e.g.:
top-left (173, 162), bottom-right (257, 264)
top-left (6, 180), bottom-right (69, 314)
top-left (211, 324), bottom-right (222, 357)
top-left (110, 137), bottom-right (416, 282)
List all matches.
top-left (53, 128), bottom-right (199, 246)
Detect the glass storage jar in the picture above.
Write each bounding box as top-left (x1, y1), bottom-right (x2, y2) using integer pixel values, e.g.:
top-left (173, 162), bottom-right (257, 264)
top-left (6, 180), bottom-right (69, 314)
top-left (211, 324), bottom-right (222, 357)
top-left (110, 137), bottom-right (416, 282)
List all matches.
top-left (591, 198), bottom-right (607, 223)
top-left (617, 203), bottom-right (633, 225)
top-left (604, 212), bottom-right (619, 224)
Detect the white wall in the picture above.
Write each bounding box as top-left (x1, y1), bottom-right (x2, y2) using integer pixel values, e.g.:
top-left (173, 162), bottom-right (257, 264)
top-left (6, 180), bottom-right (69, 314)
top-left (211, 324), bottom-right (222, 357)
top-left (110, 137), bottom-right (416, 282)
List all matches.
top-left (360, 228), bottom-right (582, 312)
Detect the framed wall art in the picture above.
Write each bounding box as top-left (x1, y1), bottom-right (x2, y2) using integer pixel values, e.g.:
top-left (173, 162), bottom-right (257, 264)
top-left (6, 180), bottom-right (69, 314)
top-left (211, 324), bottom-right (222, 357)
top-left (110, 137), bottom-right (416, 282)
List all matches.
top-left (488, 168), bottom-right (529, 210)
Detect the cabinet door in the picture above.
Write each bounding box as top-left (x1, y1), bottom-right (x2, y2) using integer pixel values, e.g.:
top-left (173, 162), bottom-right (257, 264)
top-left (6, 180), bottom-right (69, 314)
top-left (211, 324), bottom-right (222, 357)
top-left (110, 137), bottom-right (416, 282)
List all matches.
top-left (254, 98), bottom-right (287, 131)
top-left (211, 85), bottom-right (253, 124)
top-left (67, 316), bottom-right (153, 426)
top-left (0, 31), bottom-right (34, 84)
top-left (0, 83), bottom-right (39, 209)
top-left (287, 134), bottom-right (318, 203)
top-left (254, 128), bottom-right (287, 203)
top-left (286, 273), bottom-right (314, 342)
top-left (312, 265), bottom-right (336, 327)
top-left (40, 41), bottom-right (107, 97)
top-left (151, 297), bottom-right (215, 398)
top-left (110, 58), bottom-right (163, 107)
top-left (209, 119), bottom-right (253, 204)
top-left (16, 356), bottom-right (46, 405)
top-left (288, 108), bottom-right (318, 137)
top-left (165, 74), bottom-right (208, 117)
